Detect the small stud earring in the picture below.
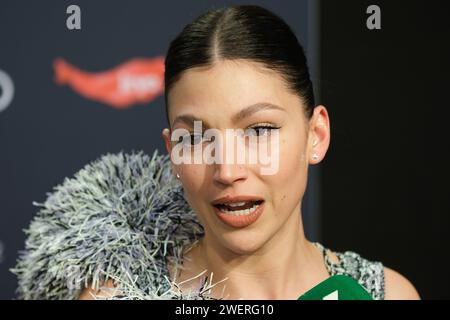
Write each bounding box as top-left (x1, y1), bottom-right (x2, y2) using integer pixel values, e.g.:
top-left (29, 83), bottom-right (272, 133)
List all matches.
top-left (176, 173), bottom-right (180, 179)
top-left (312, 153), bottom-right (319, 160)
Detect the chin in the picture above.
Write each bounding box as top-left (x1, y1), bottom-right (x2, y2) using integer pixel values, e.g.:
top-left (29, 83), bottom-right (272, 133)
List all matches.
top-left (218, 231), bottom-right (267, 255)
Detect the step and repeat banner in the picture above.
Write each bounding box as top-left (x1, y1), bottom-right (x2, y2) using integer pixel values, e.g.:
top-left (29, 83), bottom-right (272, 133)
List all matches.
top-left (0, 0), bottom-right (317, 299)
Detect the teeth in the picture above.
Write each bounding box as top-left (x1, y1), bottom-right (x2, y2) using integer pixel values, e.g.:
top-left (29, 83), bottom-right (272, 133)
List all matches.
top-left (227, 201), bottom-right (247, 207)
top-left (220, 203), bottom-right (260, 216)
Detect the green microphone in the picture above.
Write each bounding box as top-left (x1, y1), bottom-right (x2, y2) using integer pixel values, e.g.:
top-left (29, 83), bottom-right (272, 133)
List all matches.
top-left (298, 275), bottom-right (373, 300)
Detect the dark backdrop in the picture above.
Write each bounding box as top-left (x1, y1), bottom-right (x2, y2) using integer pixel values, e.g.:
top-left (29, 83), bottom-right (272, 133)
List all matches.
top-left (319, 0), bottom-right (450, 299)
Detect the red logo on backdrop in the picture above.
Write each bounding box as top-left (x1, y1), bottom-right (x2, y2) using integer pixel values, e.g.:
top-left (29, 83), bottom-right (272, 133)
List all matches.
top-left (53, 57), bottom-right (165, 109)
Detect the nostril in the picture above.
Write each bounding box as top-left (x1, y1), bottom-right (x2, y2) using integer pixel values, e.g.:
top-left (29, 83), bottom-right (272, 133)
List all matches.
top-left (213, 164), bottom-right (248, 185)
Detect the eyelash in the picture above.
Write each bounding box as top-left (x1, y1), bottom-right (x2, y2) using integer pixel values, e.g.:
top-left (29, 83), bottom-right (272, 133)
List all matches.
top-left (246, 123), bottom-right (281, 137)
top-left (178, 123), bottom-right (281, 146)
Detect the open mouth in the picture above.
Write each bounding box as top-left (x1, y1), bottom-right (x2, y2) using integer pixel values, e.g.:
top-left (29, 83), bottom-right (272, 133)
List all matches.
top-left (213, 200), bottom-right (264, 216)
top-left (211, 195), bottom-right (265, 228)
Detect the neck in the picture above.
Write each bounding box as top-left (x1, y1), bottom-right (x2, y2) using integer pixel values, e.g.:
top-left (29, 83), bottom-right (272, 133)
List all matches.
top-left (188, 205), bottom-right (328, 300)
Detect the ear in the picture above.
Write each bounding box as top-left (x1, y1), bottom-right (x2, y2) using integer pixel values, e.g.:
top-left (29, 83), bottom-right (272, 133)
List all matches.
top-left (162, 128), bottom-right (172, 156)
top-left (162, 128), bottom-right (177, 177)
top-left (308, 105), bottom-right (331, 165)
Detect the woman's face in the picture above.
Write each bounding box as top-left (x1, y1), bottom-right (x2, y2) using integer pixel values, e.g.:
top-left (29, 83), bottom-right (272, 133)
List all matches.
top-left (163, 59), bottom-right (329, 255)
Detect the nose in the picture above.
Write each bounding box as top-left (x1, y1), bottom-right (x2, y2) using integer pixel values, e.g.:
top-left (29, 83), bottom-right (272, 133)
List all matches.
top-left (213, 162), bottom-right (248, 186)
top-left (213, 162), bottom-right (248, 185)
top-left (212, 132), bottom-right (248, 185)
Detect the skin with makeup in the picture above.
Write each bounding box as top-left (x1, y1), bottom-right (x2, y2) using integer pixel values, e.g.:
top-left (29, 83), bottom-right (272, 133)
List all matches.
top-left (79, 5), bottom-right (420, 300)
top-left (162, 59), bottom-right (332, 300)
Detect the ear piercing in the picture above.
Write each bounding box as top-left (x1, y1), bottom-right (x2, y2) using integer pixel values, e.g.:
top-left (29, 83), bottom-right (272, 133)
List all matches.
top-left (176, 173), bottom-right (180, 179)
top-left (312, 139), bottom-right (319, 160)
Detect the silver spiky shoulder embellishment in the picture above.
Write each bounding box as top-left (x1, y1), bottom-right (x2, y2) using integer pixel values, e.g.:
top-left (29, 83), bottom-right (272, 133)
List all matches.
top-left (11, 150), bottom-right (225, 300)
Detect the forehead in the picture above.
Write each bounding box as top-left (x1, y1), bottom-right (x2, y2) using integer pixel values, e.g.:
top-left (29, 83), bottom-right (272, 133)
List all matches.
top-left (167, 59), bottom-right (303, 123)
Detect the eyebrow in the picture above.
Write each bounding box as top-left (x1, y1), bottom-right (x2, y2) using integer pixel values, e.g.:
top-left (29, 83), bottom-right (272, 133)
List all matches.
top-left (232, 102), bottom-right (286, 123)
top-left (172, 114), bottom-right (211, 129)
top-left (171, 102), bottom-right (285, 128)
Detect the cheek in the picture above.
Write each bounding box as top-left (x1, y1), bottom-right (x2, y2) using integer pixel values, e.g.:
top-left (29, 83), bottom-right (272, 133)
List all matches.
top-left (179, 165), bottom-right (203, 190)
top-left (265, 134), bottom-right (308, 214)
top-left (178, 164), bottom-right (209, 209)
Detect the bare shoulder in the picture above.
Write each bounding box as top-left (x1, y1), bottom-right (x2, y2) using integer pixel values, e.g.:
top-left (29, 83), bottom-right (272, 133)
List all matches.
top-left (78, 279), bottom-right (118, 300)
top-left (384, 267), bottom-right (420, 300)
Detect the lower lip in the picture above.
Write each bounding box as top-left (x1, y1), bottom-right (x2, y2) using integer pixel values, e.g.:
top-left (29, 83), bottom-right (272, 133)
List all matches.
top-left (213, 202), bottom-right (264, 228)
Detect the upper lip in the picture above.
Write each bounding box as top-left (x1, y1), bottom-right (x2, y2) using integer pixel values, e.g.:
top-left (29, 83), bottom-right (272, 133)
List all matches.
top-left (211, 195), bottom-right (264, 206)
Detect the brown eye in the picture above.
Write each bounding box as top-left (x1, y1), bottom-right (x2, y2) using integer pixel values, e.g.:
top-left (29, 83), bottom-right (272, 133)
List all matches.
top-left (245, 126), bottom-right (280, 137)
top-left (179, 133), bottom-right (213, 146)
top-left (188, 133), bottom-right (203, 145)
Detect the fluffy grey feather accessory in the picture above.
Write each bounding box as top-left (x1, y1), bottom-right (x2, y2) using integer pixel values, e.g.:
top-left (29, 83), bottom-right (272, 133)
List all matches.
top-left (11, 150), bottom-right (225, 300)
